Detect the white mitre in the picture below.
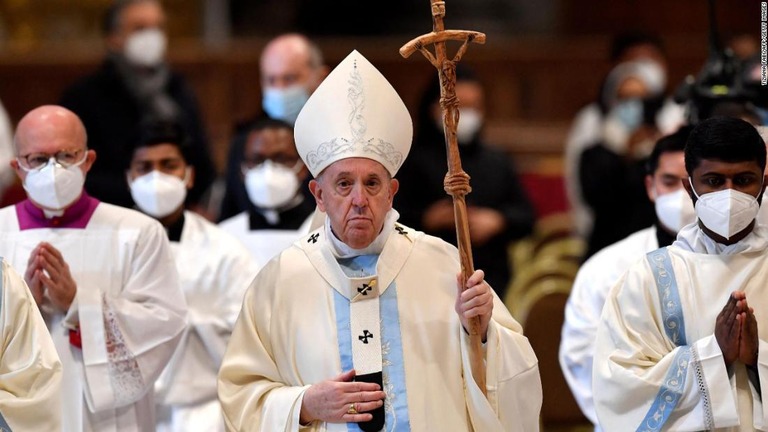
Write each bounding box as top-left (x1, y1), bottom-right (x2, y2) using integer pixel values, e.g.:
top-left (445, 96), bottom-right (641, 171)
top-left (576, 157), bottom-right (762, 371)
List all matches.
top-left (294, 50), bottom-right (413, 177)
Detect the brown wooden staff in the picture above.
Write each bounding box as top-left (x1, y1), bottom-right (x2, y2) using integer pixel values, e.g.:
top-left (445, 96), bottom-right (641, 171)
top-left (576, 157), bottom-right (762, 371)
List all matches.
top-left (400, 0), bottom-right (487, 395)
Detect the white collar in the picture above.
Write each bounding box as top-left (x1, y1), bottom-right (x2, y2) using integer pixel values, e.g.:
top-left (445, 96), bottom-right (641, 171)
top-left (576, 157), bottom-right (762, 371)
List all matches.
top-left (673, 221), bottom-right (768, 255)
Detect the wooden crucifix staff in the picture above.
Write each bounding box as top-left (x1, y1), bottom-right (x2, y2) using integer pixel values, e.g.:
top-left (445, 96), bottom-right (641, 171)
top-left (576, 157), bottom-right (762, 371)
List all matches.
top-left (400, 0), bottom-right (488, 395)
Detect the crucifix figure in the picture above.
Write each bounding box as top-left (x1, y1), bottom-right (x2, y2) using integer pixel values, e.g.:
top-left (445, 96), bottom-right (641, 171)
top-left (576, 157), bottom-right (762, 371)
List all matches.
top-left (400, 0), bottom-right (488, 395)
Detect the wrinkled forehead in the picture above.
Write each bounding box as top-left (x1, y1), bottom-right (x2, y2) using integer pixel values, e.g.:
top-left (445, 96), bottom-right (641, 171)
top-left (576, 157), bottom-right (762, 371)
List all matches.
top-left (317, 157), bottom-right (391, 180)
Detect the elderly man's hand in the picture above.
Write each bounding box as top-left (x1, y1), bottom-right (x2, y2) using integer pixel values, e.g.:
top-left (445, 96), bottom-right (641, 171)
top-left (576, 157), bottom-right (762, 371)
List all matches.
top-left (455, 269), bottom-right (493, 341)
top-left (30, 242), bottom-right (77, 312)
top-left (300, 369), bottom-right (386, 425)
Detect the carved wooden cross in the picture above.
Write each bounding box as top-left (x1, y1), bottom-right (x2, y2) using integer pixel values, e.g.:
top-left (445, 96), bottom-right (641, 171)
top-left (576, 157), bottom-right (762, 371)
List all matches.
top-left (400, 0), bottom-right (487, 396)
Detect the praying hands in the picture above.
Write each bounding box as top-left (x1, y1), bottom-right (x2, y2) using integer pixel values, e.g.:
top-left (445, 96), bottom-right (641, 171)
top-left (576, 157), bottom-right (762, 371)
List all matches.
top-left (716, 290), bottom-right (759, 368)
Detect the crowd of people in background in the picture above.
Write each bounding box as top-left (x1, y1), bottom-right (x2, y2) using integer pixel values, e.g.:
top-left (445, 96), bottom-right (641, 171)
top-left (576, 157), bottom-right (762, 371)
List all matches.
top-left (0, 0), bottom-right (767, 430)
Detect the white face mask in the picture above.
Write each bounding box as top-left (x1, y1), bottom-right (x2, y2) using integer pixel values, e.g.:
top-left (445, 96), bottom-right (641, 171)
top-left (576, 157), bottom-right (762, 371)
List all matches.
top-left (262, 85), bottom-right (310, 125)
top-left (124, 28), bottom-right (167, 67)
top-left (244, 160), bottom-right (301, 209)
top-left (654, 188), bottom-right (696, 233)
top-left (758, 189), bottom-right (768, 226)
top-left (22, 157), bottom-right (86, 210)
top-left (129, 170), bottom-right (188, 218)
top-left (456, 108), bottom-right (483, 145)
top-left (689, 178), bottom-right (761, 239)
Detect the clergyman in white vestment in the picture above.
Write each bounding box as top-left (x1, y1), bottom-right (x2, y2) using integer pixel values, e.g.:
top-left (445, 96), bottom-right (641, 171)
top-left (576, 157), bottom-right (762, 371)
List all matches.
top-left (559, 125), bottom-right (694, 430)
top-left (0, 105), bottom-right (187, 431)
top-left (593, 117), bottom-right (768, 431)
top-left (218, 50), bottom-right (542, 432)
top-left (124, 119), bottom-right (261, 432)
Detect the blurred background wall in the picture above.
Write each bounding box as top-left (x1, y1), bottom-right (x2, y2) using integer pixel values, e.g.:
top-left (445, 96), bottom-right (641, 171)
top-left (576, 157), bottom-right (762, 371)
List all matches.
top-left (0, 0), bottom-right (753, 190)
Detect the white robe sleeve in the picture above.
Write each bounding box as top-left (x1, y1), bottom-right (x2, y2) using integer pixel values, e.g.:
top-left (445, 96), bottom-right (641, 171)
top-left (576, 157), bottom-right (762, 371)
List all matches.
top-left (558, 257), bottom-right (607, 426)
top-left (218, 270), bottom-right (310, 432)
top-left (185, 239), bottom-right (260, 390)
top-left (593, 259), bottom-right (739, 431)
top-left (463, 294), bottom-right (542, 432)
top-left (78, 220), bottom-right (187, 412)
top-left (0, 259), bottom-right (62, 431)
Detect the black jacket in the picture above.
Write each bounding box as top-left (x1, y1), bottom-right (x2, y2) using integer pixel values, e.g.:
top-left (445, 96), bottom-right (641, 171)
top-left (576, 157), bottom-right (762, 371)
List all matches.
top-left (578, 142), bottom-right (655, 261)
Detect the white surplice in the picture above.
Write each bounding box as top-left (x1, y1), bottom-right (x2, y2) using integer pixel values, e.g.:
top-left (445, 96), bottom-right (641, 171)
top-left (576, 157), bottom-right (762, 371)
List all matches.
top-left (155, 211), bottom-right (261, 432)
top-left (0, 202), bottom-right (187, 432)
top-left (559, 225), bottom-right (659, 430)
top-left (218, 210), bottom-right (315, 266)
top-left (0, 258), bottom-right (62, 431)
top-left (593, 223), bottom-right (768, 431)
top-left (218, 218), bottom-right (542, 432)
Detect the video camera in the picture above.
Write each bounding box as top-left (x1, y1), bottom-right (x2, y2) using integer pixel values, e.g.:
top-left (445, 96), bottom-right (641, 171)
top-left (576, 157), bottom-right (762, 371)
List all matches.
top-left (673, 0), bottom-right (768, 124)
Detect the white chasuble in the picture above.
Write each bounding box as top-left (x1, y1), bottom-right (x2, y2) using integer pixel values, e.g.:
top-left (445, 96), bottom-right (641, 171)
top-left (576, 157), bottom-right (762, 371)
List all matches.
top-left (218, 221), bottom-right (542, 432)
top-left (0, 202), bottom-right (187, 432)
top-left (0, 258), bottom-right (62, 431)
top-left (594, 224), bottom-right (768, 431)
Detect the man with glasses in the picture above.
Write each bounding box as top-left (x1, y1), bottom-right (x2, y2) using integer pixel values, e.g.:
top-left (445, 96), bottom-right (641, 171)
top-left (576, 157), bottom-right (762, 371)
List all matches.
top-left (219, 117), bottom-right (318, 265)
top-left (0, 104), bottom-right (187, 431)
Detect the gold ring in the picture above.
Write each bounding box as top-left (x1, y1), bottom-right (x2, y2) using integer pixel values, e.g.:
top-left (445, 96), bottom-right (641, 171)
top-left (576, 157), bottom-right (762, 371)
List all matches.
top-left (347, 403), bottom-right (358, 415)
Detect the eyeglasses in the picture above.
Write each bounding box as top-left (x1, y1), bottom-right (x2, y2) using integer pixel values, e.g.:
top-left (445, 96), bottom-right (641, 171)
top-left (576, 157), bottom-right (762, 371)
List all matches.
top-left (17, 149), bottom-right (87, 171)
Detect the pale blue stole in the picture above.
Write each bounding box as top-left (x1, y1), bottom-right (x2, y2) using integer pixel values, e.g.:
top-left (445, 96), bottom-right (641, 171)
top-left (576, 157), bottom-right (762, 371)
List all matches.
top-left (335, 254), bottom-right (411, 432)
top-left (637, 247), bottom-right (691, 432)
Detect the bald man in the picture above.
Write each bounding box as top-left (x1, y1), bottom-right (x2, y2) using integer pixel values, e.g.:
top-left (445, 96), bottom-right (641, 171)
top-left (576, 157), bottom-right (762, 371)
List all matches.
top-left (259, 33), bottom-right (329, 125)
top-left (219, 33), bottom-right (329, 221)
top-left (0, 105), bottom-right (187, 431)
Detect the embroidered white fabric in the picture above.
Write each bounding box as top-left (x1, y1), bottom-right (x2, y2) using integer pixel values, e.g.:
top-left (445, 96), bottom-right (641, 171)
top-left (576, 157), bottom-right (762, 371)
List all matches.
top-left (103, 297), bottom-right (145, 405)
top-left (691, 345), bottom-right (713, 430)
